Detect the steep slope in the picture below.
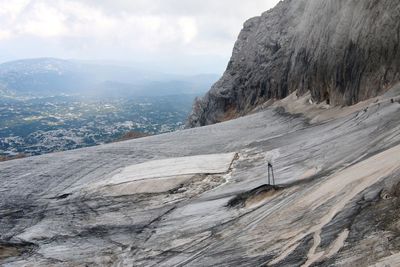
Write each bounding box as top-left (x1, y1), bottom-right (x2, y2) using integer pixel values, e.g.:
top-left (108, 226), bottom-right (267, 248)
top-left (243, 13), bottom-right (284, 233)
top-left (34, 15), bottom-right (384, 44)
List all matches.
top-left (187, 0), bottom-right (400, 127)
top-left (1, 85), bottom-right (400, 266)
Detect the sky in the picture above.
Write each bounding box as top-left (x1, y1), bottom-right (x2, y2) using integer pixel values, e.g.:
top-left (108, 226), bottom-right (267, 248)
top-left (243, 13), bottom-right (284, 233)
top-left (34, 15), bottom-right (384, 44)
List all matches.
top-left (0, 0), bottom-right (281, 74)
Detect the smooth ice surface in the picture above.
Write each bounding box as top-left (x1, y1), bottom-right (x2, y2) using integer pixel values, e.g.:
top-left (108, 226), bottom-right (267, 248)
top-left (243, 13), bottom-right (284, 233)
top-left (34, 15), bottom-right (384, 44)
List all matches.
top-left (106, 153), bottom-right (236, 184)
top-left (91, 153), bottom-right (236, 195)
top-left (1, 85), bottom-right (400, 266)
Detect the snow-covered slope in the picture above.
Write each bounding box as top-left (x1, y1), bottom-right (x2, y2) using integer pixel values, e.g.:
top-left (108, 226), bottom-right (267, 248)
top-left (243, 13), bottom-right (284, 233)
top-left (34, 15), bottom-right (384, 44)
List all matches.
top-left (1, 84), bottom-right (400, 266)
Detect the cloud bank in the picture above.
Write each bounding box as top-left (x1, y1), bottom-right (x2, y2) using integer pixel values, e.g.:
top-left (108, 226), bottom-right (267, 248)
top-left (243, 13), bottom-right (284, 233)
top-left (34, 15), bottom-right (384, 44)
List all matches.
top-left (0, 0), bottom-right (280, 74)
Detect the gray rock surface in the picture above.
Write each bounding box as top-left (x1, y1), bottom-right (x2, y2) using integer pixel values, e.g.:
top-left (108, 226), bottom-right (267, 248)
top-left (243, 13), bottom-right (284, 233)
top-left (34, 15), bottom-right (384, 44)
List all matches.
top-left (1, 85), bottom-right (400, 266)
top-left (187, 0), bottom-right (400, 127)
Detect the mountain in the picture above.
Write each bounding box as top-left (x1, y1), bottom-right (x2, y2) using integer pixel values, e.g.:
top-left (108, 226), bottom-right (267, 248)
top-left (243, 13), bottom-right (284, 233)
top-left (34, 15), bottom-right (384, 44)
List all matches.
top-left (2, 1), bottom-right (400, 266)
top-left (187, 0), bottom-right (400, 127)
top-left (0, 58), bottom-right (219, 98)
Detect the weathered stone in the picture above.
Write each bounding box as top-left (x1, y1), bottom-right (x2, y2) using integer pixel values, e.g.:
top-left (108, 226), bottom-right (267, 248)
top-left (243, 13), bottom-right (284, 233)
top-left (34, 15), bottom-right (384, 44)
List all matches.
top-left (187, 0), bottom-right (400, 127)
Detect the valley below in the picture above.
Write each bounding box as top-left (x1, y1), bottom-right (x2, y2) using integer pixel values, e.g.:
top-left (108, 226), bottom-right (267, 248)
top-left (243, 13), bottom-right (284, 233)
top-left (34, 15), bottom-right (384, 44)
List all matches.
top-left (0, 57), bottom-right (218, 158)
top-left (0, 94), bottom-right (194, 157)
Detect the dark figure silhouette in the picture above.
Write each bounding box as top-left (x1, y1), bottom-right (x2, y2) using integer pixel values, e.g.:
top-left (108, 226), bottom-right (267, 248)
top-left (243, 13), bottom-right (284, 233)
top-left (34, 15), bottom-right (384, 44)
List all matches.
top-left (267, 162), bottom-right (275, 186)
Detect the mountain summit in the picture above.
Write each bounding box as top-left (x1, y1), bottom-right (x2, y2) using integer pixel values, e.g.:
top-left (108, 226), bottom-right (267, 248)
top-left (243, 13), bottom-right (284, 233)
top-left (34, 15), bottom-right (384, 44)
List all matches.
top-left (187, 0), bottom-right (400, 127)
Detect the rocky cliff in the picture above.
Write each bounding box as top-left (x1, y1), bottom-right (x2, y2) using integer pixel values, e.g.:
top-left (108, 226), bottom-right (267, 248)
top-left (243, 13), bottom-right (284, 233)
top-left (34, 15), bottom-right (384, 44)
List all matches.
top-left (187, 0), bottom-right (400, 127)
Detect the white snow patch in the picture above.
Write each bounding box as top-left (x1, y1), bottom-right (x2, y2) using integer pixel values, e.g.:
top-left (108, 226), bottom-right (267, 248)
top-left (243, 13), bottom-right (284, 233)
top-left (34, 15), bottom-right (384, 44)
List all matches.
top-left (90, 153), bottom-right (236, 195)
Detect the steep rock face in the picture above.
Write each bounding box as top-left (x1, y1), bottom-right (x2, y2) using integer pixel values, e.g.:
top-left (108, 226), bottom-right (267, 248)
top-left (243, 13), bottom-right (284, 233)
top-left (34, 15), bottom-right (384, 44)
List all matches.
top-left (187, 0), bottom-right (400, 127)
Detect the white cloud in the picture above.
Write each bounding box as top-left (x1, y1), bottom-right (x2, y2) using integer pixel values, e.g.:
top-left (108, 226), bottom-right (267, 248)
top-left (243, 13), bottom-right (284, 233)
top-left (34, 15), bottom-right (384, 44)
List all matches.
top-left (0, 0), bottom-right (281, 73)
top-left (178, 17), bottom-right (197, 44)
top-left (0, 29), bottom-right (11, 40)
top-left (17, 2), bottom-right (68, 37)
top-left (0, 0), bottom-right (29, 18)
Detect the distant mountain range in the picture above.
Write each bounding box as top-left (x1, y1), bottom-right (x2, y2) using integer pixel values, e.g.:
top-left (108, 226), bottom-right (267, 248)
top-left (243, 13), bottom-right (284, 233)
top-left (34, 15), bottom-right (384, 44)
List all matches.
top-left (0, 58), bottom-right (219, 98)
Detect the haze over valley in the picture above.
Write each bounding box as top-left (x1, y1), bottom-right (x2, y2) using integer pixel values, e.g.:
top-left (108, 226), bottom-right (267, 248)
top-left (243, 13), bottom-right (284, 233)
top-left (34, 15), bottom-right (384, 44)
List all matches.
top-left (0, 58), bottom-right (218, 157)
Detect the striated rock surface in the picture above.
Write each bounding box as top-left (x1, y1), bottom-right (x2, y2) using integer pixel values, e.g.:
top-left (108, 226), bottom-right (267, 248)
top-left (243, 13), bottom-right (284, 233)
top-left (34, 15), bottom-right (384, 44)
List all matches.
top-left (187, 0), bottom-right (400, 127)
top-left (1, 84), bottom-right (400, 266)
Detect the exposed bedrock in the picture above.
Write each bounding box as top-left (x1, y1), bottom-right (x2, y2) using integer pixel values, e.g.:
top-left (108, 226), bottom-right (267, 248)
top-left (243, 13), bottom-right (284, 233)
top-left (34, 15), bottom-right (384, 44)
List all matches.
top-left (187, 0), bottom-right (400, 127)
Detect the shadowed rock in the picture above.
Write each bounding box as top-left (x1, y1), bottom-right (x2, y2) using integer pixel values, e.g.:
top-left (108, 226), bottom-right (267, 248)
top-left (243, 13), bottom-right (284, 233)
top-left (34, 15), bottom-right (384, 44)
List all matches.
top-left (227, 184), bottom-right (284, 209)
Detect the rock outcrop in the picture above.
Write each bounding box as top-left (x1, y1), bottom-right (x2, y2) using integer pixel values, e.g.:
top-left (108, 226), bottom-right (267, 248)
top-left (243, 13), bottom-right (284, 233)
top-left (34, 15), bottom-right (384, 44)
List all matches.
top-left (187, 0), bottom-right (400, 127)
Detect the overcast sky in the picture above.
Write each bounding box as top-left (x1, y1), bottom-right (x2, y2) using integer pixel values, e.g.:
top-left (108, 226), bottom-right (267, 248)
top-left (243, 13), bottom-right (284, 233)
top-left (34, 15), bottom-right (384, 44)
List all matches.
top-left (0, 0), bottom-right (281, 74)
